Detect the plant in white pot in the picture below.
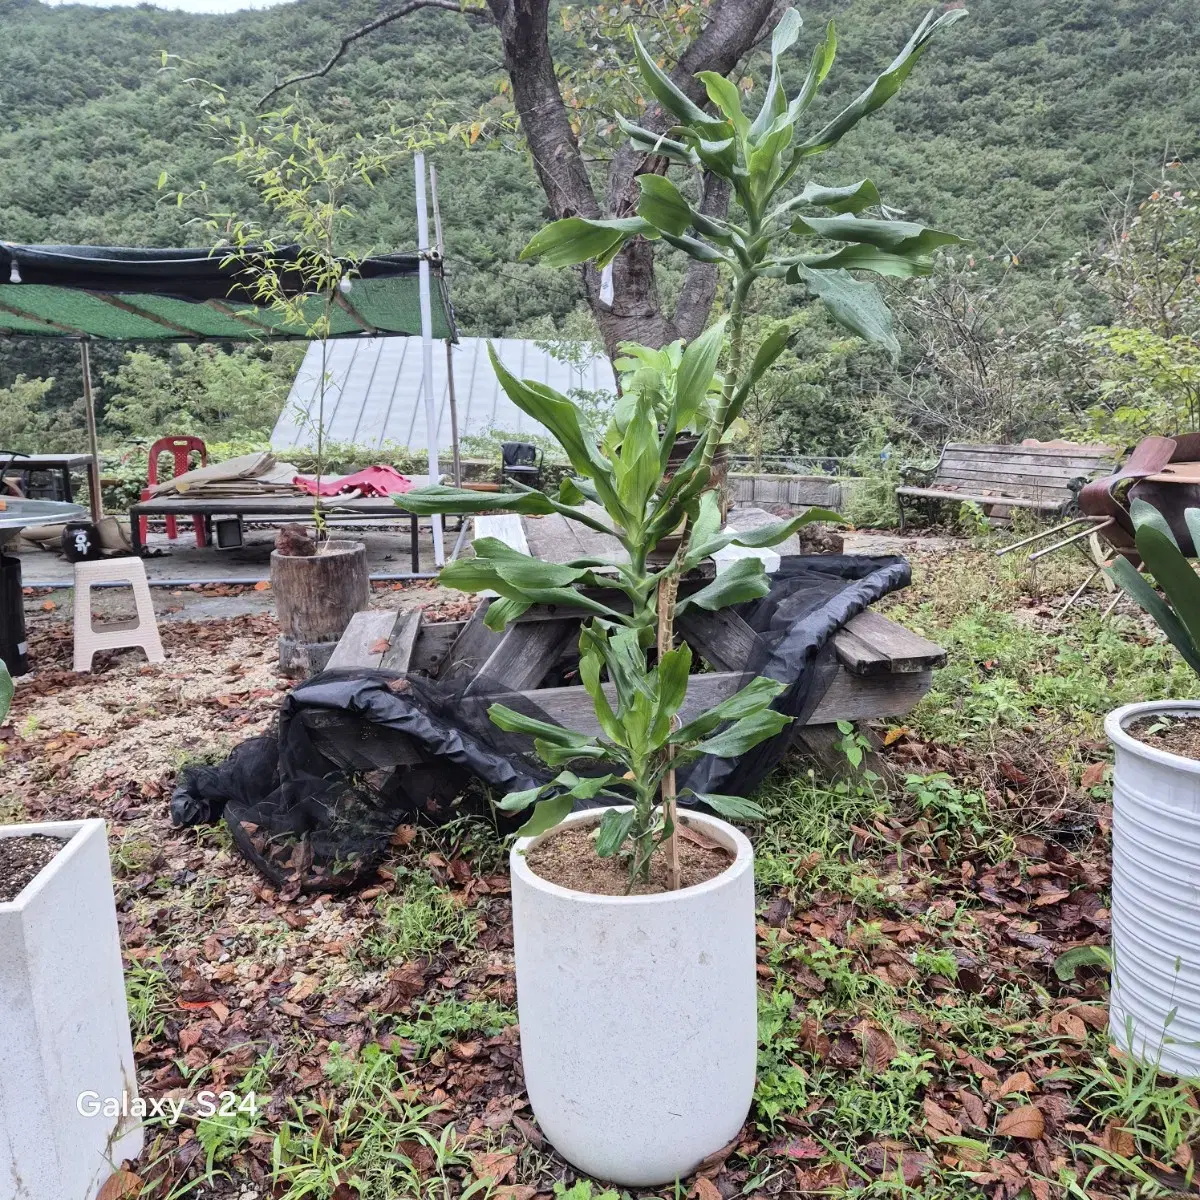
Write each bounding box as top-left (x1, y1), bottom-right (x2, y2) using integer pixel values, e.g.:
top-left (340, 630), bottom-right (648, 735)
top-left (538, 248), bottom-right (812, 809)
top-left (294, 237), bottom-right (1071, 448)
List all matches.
top-left (0, 660), bottom-right (144, 1198)
top-left (1105, 499), bottom-right (1200, 1076)
top-left (395, 7), bottom-right (962, 1184)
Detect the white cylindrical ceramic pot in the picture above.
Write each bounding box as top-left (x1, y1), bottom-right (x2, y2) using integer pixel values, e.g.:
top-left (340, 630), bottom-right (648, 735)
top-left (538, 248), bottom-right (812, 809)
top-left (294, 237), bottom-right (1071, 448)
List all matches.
top-left (0, 818), bottom-right (143, 1198)
top-left (1106, 700), bottom-right (1200, 1077)
top-left (510, 807), bottom-right (756, 1187)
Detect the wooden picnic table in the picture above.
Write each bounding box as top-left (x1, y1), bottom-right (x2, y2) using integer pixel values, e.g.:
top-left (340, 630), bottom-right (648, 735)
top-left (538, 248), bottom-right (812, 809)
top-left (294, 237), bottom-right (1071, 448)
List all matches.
top-left (128, 492), bottom-right (430, 568)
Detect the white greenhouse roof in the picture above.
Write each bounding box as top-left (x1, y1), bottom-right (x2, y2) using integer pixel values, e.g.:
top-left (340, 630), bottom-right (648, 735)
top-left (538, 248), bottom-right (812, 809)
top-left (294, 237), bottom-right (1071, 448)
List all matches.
top-left (270, 336), bottom-right (616, 452)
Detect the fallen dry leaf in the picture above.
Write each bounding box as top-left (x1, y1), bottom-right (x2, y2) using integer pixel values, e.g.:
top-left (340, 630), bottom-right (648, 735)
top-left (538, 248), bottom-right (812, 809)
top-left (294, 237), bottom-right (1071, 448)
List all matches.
top-left (998, 1070), bottom-right (1035, 1098)
top-left (693, 1177), bottom-right (722, 1200)
top-left (97, 1171), bottom-right (143, 1200)
top-left (468, 1151), bottom-right (516, 1185)
top-left (253, 580), bottom-right (270, 591)
top-left (996, 1104), bottom-right (1045, 1139)
top-left (923, 1098), bottom-right (962, 1137)
top-left (862, 1022), bottom-right (898, 1072)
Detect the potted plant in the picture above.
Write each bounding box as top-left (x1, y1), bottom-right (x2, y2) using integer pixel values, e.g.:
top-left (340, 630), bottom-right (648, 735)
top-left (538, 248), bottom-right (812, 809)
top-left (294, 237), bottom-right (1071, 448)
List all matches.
top-left (1105, 499), bottom-right (1200, 1077)
top-left (395, 7), bottom-right (962, 1182)
top-left (0, 661), bottom-right (144, 1197)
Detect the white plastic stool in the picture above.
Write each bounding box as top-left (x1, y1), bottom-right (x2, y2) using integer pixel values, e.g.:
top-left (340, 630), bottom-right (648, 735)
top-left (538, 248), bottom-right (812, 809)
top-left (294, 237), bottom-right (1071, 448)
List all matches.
top-left (72, 557), bottom-right (165, 673)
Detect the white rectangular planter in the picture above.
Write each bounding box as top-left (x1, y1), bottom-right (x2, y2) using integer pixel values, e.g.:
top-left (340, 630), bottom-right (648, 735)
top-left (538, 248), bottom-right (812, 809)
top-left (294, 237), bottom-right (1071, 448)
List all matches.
top-left (1, 818), bottom-right (143, 1199)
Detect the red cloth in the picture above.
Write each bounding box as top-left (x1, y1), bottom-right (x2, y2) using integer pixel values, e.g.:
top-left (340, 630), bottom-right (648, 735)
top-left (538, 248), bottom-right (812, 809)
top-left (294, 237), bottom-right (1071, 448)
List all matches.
top-left (293, 465), bottom-right (414, 498)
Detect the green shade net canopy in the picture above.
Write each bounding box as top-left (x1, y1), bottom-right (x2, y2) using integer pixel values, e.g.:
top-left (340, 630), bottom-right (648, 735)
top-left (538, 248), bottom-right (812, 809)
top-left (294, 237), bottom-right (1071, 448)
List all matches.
top-left (0, 243), bottom-right (457, 341)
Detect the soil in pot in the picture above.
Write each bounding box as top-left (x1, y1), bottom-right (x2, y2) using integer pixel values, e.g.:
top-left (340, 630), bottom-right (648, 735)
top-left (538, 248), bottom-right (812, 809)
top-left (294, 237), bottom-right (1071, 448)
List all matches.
top-left (525, 822), bottom-right (732, 895)
top-left (0, 833), bottom-right (67, 901)
top-left (1127, 713), bottom-right (1200, 761)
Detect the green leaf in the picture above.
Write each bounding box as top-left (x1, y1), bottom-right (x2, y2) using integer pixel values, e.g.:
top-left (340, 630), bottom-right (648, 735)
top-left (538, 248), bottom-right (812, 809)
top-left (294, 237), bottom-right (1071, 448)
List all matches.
top-left (579, 650), bottom-right (625, 744)
top-left (1135, 524), bottom-right (1200, 655)
top-left (674, 318), bottom-right (727, 427)
top-left (1053, 945), bottom-right (1112, 981)
top-left (796, 243), bottom-right (937, 279)
top-left (1184, 508), bottom-right (1200, 555)
top-left (560, 771), bottom-right (618, 800)
top-left (722, 321), bottom-right (795, 424)
top-left (787, 18), bottom-right (837, 119)
top-left (496, 785), bottom-right (545, 813)
top-left (693, 708), bottom-right (793, 757)
top-left (614, 113), bottom-right (698, 166)
top-left (790, 8), bottom-right (968, 159)
top-left (0, 659), bottom-right (11, 725)
top-left (749, 7), bottom-right (803, 143)
top-left (789, 215), bottom-right (962, 257)
top-left (676, 556), bottom-right (772, 615)
top-left (516, 795), bottom-right (575, 839)
top-left (629, 29), bottom-right (715, 128)
top-left (795, 178), bottom-right (881, 214)
top-left (687, 792), bottom-right (766, 821)
top-left (658, 231), bottom-right (727, 264)
top-left (488, 703), bottom-right (597, 749)
top-left (673, 676), bottom-right (787, 744)
top-left (697, 71), bottom-right (749, 141)
top-left (685, 506), bottom-right (843, 568)
top-left (1105, 556), bottom-right (1200, 675)
top-left (655, 643), bottom-right (692, 727)
top-left (393, 485), bottom-right (556, 517)
top-left (594, 807), bottom-right (635, 857)
top-left (637, 174), bottom-right (693, 237)
top-left (520, 216), bottom-right (655, 269)
top-left (483, 596), bottom-right (532, 630)
top-left (793, 266), bottom-right (900, 360)
top-left (1130, 497), bottom-right (1178, 546)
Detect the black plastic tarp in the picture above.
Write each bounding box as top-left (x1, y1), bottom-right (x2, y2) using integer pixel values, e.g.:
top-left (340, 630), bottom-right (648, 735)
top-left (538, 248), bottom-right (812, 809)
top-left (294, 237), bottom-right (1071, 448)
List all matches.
top-left (173, 554), bottom-right (910, 890)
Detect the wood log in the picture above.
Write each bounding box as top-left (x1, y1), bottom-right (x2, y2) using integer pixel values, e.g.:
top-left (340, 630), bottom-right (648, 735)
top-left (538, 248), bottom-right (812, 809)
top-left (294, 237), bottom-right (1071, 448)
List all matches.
top-left (272, 539), bottom-right (370, 676)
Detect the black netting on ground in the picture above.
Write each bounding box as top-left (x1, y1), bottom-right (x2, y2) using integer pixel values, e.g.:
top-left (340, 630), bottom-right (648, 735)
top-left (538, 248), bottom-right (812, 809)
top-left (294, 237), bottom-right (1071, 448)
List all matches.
top-left (172, 555), bottom-right (910, 891)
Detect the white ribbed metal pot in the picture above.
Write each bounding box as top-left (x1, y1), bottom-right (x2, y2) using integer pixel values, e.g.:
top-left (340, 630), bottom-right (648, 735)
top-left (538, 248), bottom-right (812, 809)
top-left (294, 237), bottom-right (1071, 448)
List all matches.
top-left (1106, 700), bottom-right (1200, 1076)
top-left (510, 807), bottom-right (757, 1186)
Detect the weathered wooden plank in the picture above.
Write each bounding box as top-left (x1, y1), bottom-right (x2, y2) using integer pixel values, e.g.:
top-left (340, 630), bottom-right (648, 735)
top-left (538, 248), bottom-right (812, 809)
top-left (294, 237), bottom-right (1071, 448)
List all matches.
top-left (325, 609), bottom-right (400, 671)
top-left (465, 617), bottom-right (580, 695)
top-left (441, 602), bottom-right (505, 682)
top-left (895, 486), bottom-right (1063, 510)
top-left (380, 608), bottom-right (423, 674)
top-left (410, 621), bottom-right (460, 675)
top-left (486, 665), bottom-right (932, 738)
top-left (678, 607), bottom-right (758, 672)
top-left (834, 610), bottom-right (946, 675)
top-left (931, 477), bottom-right (1075, 501)
top-left (943, 442), bottom-right (1116, 460)
top-left (939, 458), bottom-right (1101, 483)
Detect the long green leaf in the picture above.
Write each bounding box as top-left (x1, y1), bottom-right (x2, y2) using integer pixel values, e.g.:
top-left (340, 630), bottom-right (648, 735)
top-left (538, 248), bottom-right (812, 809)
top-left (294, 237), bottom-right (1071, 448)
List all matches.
top-left (794, 243), bottom-right (937, 279)
top-left (749, 7), bottom-right (802, 143)
top-left (1106, 556), bottom-right (1200, 675)
top-left (483, 596), bottom-right (532, 630)
top-left (794, 178), bottom-right (881, 214)
top-left (1130, 497), bottom-right (1179, 546)
top-left (685, 506), bottom-right (843, 568)
top-left (787, 18), bottom-right (837, 120)
top-left (693, 708), bottom-right (793, 757)
top-left (629, 29), bottom-right (719, 129)
top-left (0, 660), bottom-right (11, 725)
top-left (496, 785), bottom-right (546, 813)
top-left (637, 174), bottom-right (692, 237)
top-left (697, 70), bottom-right (749, 141)
top-left (789, 8), bottom-right (968, 160)
top-left (794, 266), bottom-right (900, 360)
top-left (676, 556), bottom-right (772, 615)
top-left (674, 317), bottom-right (727, 427)
top-left (789, 215), bottom-right (962, 256)
top-left (392, 485), bottom-right (557, 517)
top-left (686, 792), bottom-right (767, 821)
top-left (1135, 524), bottom-right (1200, 655)
top-left (520, 216), bottom-right (654, 268)
top-left (673, 676), bottom-right (787, 744)
top-left (515, 795), bottom-right (575, 839)
top-left (614, 113), bottom-right (699, 166)
top-left (595, 807), bottom-right (636, 857)
top-left (488, 703), bottom-right (597, 748)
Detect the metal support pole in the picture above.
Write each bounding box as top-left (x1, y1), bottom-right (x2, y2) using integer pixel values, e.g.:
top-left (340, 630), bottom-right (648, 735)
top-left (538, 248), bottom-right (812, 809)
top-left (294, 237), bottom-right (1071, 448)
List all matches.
top-left (994, 514), bottom-right (1100, 558)
top-left (79, 340), bottom-right (102, 524)
top-left (414, 152), bottom-right (445, 566)
top-left (1028, 518), bottom-right (1114, 563)
top-left (429, 164), bottom-right (462, 486)
top-left (1055, 567), bottom-right (1101, 621)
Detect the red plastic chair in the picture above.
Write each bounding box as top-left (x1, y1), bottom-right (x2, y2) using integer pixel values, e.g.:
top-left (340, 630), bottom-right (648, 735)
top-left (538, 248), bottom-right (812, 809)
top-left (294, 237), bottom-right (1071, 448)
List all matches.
top-left (139, 436), bottom-right (208, 548)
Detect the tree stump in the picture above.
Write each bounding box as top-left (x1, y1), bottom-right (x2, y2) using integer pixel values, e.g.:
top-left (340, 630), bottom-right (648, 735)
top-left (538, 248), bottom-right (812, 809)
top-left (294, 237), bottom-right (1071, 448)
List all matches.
top-left (272, 539), bottom-right (370, 676)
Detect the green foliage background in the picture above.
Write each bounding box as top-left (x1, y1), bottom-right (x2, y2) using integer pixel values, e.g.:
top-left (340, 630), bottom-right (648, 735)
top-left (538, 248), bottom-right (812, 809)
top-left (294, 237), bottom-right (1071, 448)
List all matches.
top-left (0, 0), bottom-right (1197, 458)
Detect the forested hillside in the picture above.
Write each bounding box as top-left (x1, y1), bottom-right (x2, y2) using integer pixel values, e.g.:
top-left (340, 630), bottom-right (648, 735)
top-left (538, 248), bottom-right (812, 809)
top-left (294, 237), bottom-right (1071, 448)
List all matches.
top-left (1, 0), bottom-right (1197, 454)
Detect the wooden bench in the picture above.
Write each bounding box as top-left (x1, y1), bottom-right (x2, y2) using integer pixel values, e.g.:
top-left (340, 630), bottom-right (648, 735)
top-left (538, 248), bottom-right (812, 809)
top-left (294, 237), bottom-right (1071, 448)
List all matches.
top-left (894, 442), bottom-right (1118, 532)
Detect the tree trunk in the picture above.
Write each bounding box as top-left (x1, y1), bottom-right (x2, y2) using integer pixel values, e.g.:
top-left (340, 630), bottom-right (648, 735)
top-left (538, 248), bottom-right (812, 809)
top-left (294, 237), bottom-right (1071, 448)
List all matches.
top-left (272, 539), bottom-right (370, 675)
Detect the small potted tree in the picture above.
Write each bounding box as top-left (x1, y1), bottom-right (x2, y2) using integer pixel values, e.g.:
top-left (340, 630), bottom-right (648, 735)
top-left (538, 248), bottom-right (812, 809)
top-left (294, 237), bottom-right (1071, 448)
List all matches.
top-left (1105, 499), bottom-right (1200, 1077)
top-left (0, 661), bottom-right (144, 1197)
top-left (395, 7), bottom-right (962, 1182)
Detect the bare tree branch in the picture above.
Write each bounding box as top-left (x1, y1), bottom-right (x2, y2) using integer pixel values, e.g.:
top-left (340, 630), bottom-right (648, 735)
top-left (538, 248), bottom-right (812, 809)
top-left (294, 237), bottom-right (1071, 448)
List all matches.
top-left (258, 0), bottom-right (489, 109)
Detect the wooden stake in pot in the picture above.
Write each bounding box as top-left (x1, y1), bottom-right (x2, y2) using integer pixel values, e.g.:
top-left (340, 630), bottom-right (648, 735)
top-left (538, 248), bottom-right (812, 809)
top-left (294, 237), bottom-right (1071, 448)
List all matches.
top-left (657, 578), bottom-right (681, 891)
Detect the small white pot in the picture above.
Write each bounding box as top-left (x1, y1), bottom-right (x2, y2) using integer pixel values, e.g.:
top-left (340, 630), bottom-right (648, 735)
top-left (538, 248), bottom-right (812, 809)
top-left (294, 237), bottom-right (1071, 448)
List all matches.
top-left (1106, 700), bottom-right (1200, 1077)
top-left (510, 807), bottom-right (756, 1187)
top-left (0, 818), bottom-right (143, 1198)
